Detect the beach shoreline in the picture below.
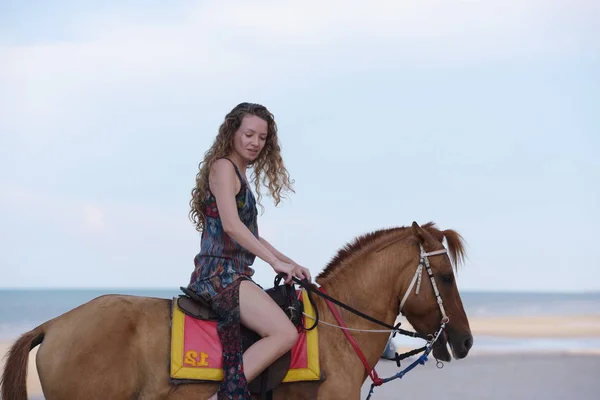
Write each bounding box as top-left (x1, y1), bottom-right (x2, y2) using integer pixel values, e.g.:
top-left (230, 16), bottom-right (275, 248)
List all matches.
top-left (395, 314), bottom-right (600, 338)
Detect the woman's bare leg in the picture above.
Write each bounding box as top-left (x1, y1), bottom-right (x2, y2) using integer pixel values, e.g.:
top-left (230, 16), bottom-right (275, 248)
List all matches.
top-left (207, 280), bottom-right (298, 399)
top-left (238, 280), bottom-right (299, 382)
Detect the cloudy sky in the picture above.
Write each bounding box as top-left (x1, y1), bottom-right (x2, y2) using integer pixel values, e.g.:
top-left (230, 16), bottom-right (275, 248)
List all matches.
top-left (1, 0), bottom-right (598, 292)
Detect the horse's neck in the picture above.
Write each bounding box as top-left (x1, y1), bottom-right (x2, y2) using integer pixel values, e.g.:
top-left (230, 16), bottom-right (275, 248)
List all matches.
top-left (317, 250), bottom-right (412, 370)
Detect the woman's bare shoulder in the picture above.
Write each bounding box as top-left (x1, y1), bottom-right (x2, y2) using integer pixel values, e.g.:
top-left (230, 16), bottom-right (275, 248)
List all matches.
top-left (209, 158), bottom-right (238, 192)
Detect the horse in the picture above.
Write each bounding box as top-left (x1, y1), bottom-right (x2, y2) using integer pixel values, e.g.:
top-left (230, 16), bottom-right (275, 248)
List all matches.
top-left (1, 221), bottom-right (473, 399)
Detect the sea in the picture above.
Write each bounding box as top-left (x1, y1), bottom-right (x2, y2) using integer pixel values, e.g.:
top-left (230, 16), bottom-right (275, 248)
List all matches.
top-left (1, 289), bottom-right (599, 353)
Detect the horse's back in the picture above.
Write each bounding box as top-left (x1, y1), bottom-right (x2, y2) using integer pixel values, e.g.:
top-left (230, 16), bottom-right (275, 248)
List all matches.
top-left (41, 293), bottom-right (172, 345)
top-left (37, 294), bottom-right (173, 400)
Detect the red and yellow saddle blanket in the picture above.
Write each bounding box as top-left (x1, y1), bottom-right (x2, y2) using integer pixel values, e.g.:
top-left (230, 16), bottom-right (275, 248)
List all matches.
top-left (169, 288), bottom-right (320, 383)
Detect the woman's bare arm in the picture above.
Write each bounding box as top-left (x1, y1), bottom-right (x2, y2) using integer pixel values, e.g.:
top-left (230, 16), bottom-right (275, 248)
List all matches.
top-left (259, 237), bottom-right (295, 264)
top-left (210, 158), bottom-right (310, 283)
top-left (210, 158), bottom-right (279, 266)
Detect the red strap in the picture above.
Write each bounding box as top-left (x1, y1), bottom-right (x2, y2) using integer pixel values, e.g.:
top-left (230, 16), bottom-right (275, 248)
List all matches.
top-left (319, 287), bottom-right (383, 386)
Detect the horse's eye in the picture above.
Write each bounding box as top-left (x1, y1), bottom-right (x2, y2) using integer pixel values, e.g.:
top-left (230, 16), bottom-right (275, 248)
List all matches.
top-left (441, 274), bottom-right (454, 284)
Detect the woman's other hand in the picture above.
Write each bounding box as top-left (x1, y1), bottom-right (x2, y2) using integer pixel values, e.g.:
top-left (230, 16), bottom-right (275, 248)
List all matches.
top-left (270, 260), bottom-right (311, 284)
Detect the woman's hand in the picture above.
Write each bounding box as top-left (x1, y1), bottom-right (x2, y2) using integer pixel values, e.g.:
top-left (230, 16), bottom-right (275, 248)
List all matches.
top-left (271, 260), bottom-right (312, 284)
top-left (292, 263), bottom-right (312, 283)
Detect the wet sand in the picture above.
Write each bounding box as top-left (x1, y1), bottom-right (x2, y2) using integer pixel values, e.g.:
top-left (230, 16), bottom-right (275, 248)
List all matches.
top-left (361, 353), bottom-right (600, 400)
top-left (2, 349), bottom-right (599, 399)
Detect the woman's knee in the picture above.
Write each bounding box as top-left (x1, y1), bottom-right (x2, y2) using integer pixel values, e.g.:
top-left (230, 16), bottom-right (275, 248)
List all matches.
top-left (279, 319), bottom-right (299, 350)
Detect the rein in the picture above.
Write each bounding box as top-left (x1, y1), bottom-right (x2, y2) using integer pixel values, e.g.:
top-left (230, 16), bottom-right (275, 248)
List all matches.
top-left (289, 277), bottom-right (427, 340)
top-left (287, 243), bottom-right (451, 399)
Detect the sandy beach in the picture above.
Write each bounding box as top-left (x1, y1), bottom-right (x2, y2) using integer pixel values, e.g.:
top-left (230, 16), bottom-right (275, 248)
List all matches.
top-left (460, 314), bottom-right (600, 338)
top-left (1, 314), bottom-right (599, 399)
top-left (361, 353), bottom-right (600, 400)
top-left (396, 314), bottom-right (600, 338)
top-left (3, 352), bottom-right (599, 400)
top-left (0, 342), bottom-right (41, 399)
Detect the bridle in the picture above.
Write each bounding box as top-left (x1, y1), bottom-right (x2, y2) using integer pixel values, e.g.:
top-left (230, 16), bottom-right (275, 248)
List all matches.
top-left (400, 244), bottom-right (449, 324)
top-left (289, 243), bottom-right (451, 399)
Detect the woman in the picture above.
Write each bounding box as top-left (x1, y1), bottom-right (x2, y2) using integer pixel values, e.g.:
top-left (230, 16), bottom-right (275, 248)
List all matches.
top-left (187, 102), bottom-right (311, 399)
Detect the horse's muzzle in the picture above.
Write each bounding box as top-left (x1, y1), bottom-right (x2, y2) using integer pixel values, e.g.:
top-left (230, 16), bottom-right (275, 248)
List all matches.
top-left (452, 332), bottom-right (473, 359)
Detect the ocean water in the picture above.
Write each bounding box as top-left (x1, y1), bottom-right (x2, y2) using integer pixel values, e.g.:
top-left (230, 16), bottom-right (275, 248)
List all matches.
top-left (1, 289), bottom-right (599, 352)
top-left (0, 288), bottom-right (181, 340)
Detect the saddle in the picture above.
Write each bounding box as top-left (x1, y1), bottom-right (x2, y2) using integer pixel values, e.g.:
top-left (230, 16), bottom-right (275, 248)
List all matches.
top-left (177, 275), bottom-right (304, 399)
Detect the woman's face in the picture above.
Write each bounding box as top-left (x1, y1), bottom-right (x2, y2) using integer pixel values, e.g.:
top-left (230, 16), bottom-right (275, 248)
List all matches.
top-left (232, 114), bottom-right (268, 162)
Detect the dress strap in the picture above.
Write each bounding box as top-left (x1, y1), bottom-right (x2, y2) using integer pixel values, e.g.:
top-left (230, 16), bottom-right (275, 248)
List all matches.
top-left (221, 157), bottom-right (247, 187)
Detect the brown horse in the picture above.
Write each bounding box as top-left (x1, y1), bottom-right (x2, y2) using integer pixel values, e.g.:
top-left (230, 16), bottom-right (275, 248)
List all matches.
top-left (1, 222), bottom-right (473, 400)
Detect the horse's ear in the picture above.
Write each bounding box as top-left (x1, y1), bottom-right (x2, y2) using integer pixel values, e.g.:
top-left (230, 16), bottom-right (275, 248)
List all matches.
top-left (411, 221), bottom-right (425, 243)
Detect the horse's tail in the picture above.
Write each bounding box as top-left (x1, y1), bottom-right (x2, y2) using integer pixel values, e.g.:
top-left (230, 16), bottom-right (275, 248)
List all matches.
top-left (0, 324), bottom-right (45, 400)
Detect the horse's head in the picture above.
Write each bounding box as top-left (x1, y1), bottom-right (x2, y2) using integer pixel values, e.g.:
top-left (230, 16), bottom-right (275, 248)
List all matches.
top-left (398, 222), bottom-right (473, 362)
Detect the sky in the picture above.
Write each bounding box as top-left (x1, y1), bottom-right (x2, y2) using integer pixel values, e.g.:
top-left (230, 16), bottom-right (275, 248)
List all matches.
top-left (0, 0), bottom-right (598, 292)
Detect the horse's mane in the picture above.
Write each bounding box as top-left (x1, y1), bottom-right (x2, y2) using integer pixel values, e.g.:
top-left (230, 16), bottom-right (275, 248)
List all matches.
top-left (316, 222), bottom-right (466, 281)
top-left (317, 226), bottom-right (403, 281)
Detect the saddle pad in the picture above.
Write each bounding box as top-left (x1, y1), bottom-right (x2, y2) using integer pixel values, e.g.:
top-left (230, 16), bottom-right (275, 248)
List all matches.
top-left (169, 288), bottom-right (320, 383)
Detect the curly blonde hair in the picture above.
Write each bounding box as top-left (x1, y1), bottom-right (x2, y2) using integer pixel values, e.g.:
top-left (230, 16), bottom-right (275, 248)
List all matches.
top-left (189, 102), bottom-right (295, 233)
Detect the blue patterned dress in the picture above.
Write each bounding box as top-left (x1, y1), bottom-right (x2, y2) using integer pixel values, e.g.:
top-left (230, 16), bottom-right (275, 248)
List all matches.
top-left (188, 157), bottom-right (259, 399)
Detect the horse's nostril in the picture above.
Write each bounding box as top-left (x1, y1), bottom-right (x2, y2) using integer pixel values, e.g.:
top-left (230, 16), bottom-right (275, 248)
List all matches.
top-left (464, 336), bottom-right (473, 350)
